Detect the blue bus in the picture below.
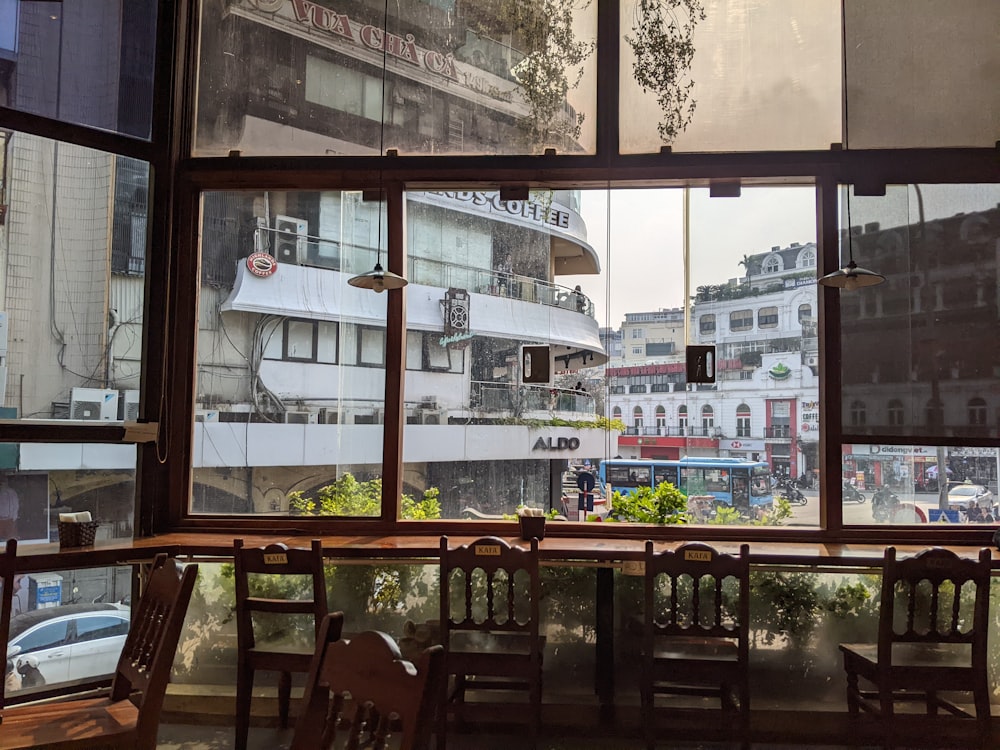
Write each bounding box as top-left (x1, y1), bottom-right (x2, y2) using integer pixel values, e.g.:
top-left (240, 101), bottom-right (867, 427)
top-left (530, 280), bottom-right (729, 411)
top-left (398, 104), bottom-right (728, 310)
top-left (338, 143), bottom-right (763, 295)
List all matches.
top-left (598, 457), bottom-right (773, 516)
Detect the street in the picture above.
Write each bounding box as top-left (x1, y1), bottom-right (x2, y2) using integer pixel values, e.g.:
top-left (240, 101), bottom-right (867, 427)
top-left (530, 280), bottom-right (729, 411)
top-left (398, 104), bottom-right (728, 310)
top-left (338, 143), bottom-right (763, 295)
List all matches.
top-left (785, 488), bottom-right (986, 526)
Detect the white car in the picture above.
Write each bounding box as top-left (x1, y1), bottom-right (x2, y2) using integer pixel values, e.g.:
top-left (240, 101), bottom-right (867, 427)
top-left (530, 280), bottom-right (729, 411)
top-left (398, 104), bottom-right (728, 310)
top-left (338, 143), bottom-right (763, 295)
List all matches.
top-left (947, 482), bottom-right (995, 511)
top-left (6, 603), bottom-right (130, 691)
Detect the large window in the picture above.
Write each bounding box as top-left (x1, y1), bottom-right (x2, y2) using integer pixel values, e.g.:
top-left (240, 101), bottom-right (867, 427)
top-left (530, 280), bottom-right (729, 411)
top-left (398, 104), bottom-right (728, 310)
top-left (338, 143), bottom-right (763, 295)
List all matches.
top-left (3, 1), bottom-right (994, 545)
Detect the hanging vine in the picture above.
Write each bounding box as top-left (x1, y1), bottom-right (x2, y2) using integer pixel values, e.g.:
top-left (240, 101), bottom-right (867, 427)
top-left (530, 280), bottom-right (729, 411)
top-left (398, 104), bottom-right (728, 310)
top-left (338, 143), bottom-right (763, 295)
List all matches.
top-left (469, 0), bottom-right (595, 150)
top-left (626, 0), bottom-right (705, 144)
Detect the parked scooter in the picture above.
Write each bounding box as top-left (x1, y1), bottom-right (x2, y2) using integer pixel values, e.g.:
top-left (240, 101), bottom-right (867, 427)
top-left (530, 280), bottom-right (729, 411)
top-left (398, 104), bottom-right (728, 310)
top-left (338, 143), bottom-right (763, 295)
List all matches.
top-left (871, 485), bottom-right (900, 522)
top-left (842, 482), bottom-right (866, 504)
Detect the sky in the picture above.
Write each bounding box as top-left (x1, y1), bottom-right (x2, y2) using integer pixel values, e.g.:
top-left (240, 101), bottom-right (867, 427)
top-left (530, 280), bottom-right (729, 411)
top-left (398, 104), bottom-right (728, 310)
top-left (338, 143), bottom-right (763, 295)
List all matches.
top-left (564, 184), bottom-right (1000, 330)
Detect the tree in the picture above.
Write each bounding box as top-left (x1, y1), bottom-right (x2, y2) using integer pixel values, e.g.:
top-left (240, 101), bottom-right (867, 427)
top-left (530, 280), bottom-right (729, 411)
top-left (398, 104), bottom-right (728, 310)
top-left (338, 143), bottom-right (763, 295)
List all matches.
top-left (626, 0), bottom-right (706, 144)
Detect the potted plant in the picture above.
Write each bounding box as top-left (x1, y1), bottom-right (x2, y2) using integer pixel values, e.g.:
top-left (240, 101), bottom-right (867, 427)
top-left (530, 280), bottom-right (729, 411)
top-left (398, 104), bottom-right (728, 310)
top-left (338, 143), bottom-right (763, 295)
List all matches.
top-left (517, 505), bottom-right (548, 540)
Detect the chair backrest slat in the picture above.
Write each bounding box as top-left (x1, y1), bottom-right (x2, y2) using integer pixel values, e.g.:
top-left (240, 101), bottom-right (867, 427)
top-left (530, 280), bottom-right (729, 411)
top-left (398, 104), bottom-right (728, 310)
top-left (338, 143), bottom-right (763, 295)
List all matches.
top-left (292, 613), bottom-right (444, 750)
top-left (878, 546), bottom-right (991, 654)
top-left (440, 536), bottom-right (540, 635)
top-left (111, 554), bottom-right (198, 743)
top-left (644, 541), bottom-right (750, 646)
top-left (233, 539), bottom-right (328, 651)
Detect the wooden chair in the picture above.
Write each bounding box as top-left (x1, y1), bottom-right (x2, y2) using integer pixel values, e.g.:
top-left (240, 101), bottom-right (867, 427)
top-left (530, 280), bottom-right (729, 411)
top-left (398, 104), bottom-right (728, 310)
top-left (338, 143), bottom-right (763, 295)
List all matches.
top-left (233, 538), bottom-right (327, 750)
top-left (438, 535), bottom-right (543, 749)
top-left (290, 612), bottom-right (444, 750)
top-left (0, 553), bottom-right (197, 749)
top-left (642, 541), bottom-right (750, 750)
top-left (0, 539), bottom-right (16, 716)
top-left (839, 546), bottom-right (993, 749)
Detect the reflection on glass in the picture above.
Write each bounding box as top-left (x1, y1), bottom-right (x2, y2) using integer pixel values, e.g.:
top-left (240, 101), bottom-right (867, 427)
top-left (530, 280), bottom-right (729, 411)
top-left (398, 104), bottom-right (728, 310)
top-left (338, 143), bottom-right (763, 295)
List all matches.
top-left (840, 185), bottom-right (1000, 440)
top-left (620, 0), bottom-right (841, 153)
top-left (842, 443), bottom-right (1000, 526)
top-left (195, 0), bottom-right (596, 156)
top-left (7, 565), bottom-right (133, 695)
top-left (0, 458), bottom-right (135, 546)
top-left (194, 190), bottom-right (386, 515)
top-left (0, 2), bottom-right (157, 139)
top-left (0, 131), bottom-right (148, 427)
top-left (843, 1), bottom-right (1000, 148)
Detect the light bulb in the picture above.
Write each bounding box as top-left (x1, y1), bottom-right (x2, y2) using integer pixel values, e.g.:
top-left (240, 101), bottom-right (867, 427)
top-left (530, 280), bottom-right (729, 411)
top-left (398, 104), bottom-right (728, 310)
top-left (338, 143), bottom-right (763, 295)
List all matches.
top-left (843, 274), bottom-right (860, 291)
top-left (372, 275), bottom-right (385, 293)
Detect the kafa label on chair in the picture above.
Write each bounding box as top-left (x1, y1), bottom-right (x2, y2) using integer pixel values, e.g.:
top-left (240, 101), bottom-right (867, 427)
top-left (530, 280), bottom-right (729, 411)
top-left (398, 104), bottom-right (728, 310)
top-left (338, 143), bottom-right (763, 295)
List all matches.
top-left (475, 544), bottom-right (501, 556)
top-left (264, 552), bottom-right (289, 564)
top-left (684, 550), bottom-right (712, 562)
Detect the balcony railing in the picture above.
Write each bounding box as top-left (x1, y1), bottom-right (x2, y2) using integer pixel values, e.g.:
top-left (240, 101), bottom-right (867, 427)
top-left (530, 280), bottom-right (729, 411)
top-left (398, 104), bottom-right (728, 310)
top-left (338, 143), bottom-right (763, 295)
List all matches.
top-left (765, 425), bottom-right (792, 438)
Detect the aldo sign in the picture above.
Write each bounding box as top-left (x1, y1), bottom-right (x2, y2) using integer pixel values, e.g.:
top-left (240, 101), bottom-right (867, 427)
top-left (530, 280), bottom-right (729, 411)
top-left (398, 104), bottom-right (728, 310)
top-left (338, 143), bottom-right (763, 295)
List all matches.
top-left (533, 437), bottom-right (581, 451)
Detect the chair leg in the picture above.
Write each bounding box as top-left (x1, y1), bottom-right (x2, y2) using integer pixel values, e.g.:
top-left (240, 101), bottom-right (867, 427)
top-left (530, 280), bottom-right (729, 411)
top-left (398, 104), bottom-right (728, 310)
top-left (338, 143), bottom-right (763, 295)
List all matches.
top-left (844, 668), bottom-right (860, 715)
top-left (974, 677), bottom-right (992, 750)
top-left (235, 663), bottom-right (254, 750)
top-left (278, 670), bottom-right (292, 729)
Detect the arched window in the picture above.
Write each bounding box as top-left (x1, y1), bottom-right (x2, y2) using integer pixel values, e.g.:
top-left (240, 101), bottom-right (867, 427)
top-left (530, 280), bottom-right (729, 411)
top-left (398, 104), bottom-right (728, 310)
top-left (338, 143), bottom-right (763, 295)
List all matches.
top-left (678, 405), bottom-right (688, 436)
top-left (612, 406), bottom-right (622, 420)
top-left (633, 406), bottom-right (643, 428)
top-left (849, 400), bottom-right (866, 427)
top-left (762, 254), bottom-right (783, 274)
top-left (736, 404), bottom-right (751, 438)
top-left (655, 405), bottom-right (666, 429)
top-left (968, 397), bottom-right (987, 426)
top-left (887, 399), bottom-right (904, 426)
top-left (798, 304), bottom-right (812, 323)
top-left (797, 248), bottom-right (816, 268)
top-left (701, 405), bottom-right (714, 432)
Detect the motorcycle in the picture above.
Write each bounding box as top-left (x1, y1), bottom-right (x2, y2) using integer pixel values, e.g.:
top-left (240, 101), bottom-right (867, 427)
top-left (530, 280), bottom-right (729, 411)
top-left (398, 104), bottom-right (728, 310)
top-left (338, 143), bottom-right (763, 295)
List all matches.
top-left (842, 483), bottom-right (866, 504)
top-left (778, 483), bottom-right (807, 506)
top-left (871, 486), bottom-right (900, 523)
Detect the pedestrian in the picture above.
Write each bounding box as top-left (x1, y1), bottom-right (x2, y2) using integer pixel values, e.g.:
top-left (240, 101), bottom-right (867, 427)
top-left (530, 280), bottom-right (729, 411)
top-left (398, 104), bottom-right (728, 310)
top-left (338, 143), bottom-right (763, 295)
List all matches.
top-left (573, 285), bottom-right (586, 312)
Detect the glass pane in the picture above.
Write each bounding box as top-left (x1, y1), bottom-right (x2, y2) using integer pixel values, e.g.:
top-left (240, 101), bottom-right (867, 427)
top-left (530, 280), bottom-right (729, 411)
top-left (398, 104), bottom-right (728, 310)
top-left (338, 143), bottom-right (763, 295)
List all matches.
top-left (7, 565), bottom-right (133, 695)
top-left (194, 0), bottom-right (596, 156)
top-left (0, 131), bottom-right (148, 425)
top-left (0, 1), bottom-right (156, 139)
top-left (0, 459), bottom-right (135, 546)
top-left (842, 443), bottom-right (999, 526)
top-left (402, 189), bottom-right (603, 519)
top-left (620, 0), bottom-right (841, 153)
top-left (402, 186), bottom-right (820, 528)
top-left (194, 190), bottom-right (386, 516)
top-left (839, 184), bottom-right (1000, 439)
top-left (595, 187), bottom-right (818, 527)
top-left (844, 1), bottom-right (1000, 148)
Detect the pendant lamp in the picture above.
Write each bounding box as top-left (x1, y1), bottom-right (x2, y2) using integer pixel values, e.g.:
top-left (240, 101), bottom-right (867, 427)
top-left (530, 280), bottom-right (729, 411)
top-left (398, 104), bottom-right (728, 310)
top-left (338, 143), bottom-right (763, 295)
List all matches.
top-left (818, 190), bottom-right (885, 290)
top-left (347, 0), bottom-right (407, 294)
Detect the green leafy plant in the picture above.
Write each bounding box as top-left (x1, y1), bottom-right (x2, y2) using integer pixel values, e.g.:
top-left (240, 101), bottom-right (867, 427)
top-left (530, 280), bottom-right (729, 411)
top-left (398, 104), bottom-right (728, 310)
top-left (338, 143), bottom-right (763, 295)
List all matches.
top-left (606, 481), bottom-right (688, 525)
top-left (288, 473), bottom-right (440, 519)
top-left (750, 571), bottom-right (820, 651)
top-left (626, 0), bottom-right (706, 144)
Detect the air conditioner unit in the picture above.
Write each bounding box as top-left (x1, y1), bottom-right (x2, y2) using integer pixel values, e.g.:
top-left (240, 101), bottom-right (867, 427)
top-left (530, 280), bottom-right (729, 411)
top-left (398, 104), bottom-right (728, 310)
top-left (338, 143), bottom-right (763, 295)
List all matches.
top-left (317, 407), bottom-right (338, 424)
top-left (122, 389), bottom-right (141, 421)
top-left (195, 409), bottom-right (219, 422)
top-left (284, 410), bottom-right (317, 424)
top-left (421, 409), bottom-right (443, 425)
top-left (273, 215), bottom-right (308, 265)
top-left (804, 353), bottom-right (819, 367)
top-left (70, 387), bottom-right (119, 421)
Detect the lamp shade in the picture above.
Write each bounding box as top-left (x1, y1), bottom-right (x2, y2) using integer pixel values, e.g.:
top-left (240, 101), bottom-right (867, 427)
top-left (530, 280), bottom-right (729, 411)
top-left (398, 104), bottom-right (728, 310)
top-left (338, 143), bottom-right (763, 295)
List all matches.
top-left (347, 262), bottom-right (408, 293)
top-left (817, 260), bottom-right (885, 290)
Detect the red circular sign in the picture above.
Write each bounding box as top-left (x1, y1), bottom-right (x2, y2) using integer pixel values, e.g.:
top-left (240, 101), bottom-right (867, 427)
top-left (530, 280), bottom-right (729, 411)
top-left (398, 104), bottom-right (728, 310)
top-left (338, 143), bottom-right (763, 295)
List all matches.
top-left (801, 423), bottom-right (810, 431)
top-left (246, 252), bottom-right (278, 277)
